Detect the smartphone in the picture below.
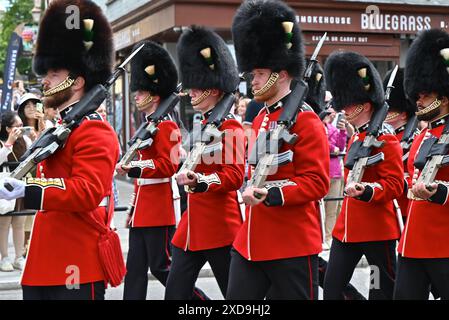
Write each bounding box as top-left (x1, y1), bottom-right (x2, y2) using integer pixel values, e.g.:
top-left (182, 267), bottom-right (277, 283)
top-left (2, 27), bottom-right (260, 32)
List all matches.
top-left (336, 112), bottom-right (345, 124)
top-left (20, 126), bottom-right (34, 136)
top-left (36, 102), bottom-right (43, 113)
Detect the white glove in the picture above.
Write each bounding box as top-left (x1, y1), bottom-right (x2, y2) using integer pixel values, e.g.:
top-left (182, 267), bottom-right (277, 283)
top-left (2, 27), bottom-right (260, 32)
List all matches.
top-left (0, 178), bottom-right (25, 200)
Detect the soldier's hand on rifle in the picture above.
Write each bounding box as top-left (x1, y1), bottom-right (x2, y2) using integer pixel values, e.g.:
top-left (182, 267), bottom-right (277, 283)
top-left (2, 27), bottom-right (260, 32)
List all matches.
top-left (344, 182), bottom-right (365, 198)
top-left (115, 163), bottom-right (131, 176)
top-left (411, 169), bottom-right (437, 200)
top-left (242, 186), bottom-right (268, 206)
top-left (176, 170), bottom-right (198, 187)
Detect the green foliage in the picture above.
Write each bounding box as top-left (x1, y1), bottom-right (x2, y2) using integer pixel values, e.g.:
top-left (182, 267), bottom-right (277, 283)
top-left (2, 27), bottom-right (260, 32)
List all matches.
top-left (0, 0), bottom-right (34, 80)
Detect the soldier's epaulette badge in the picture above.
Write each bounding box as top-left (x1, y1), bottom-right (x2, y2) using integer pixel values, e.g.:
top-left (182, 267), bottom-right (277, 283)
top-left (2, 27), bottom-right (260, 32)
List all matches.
top-left (26, 177), bottom-right (66, 190)
top-left (84, 112), bottom-right (104, 121)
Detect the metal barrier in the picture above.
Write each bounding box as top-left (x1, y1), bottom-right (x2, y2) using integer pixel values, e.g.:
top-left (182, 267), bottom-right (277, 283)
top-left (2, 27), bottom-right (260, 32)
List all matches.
top-left (1, 197), bottom-right (346, 216)
top-left (1, 206), bottom-right (131, 216)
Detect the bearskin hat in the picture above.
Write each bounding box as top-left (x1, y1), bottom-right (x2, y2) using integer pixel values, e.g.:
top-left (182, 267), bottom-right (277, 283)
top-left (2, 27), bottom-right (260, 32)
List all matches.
top-left (383, 68), bottom-right (416, 117)
top-left (232, 0), bottom-right (304, 78)
top-left (305, 62), bottom-right (326, 114)
top-left (130, 41), bottom-right (178, 99)
top-left (33, 0), bottom-right (113, 91)
top-left (177, 26), bottom-right (239, 93)
top-left (324, 51), bottom-right (384, 112)
top-left (404, 29), bottom-right (449, 103)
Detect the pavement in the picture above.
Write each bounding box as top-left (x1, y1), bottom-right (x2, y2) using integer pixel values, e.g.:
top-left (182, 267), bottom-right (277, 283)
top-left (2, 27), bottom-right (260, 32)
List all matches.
top-left (0, 178), bottom-right (368, 292)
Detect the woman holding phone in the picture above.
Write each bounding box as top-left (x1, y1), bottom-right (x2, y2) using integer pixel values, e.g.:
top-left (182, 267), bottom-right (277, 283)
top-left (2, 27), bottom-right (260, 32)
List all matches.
top-left (16, 93), bottom-right (43, 257)
top-left (16, 93), bottom-right (45, 141)
top-left (0, 111), bottom-right (30, 271)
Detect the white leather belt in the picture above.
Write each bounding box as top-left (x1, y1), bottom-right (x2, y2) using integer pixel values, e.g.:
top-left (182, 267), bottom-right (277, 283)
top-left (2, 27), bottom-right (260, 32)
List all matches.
top-left (98, 196), bottom-right (110, 207)
top-left (137, 177), bottom-right (170, 186)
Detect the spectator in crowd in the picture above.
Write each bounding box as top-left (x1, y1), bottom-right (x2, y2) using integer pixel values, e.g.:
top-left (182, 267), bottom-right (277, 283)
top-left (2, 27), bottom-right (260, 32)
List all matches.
top-left (0, 111), bottom-right (30, 271)
top-left (16, 93), bottom-right (45, 139)
top-left (322, 108), bottom-right (347, 250)
top-left (16, 93), bottom-right (45, 257)
top-left (43, 105), bottom-right (59, 128)
top-left (234, 97), bottom-right (251, 123)
top-left (96, 102), bottom-right (120, 208)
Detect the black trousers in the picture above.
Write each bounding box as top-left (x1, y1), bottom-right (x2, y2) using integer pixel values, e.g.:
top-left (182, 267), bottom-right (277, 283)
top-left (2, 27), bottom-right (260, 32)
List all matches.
top-left (318, 256), bottom-right (365, 300)
top-left (323, 238), bottom-right (397, 300)
top-left (394, 255), bottom-right (449, 300)
top-left (165, 245), bottom-right (232, 300)
top-left (123, 226), bottom-right (175, 299)
top-left (226, 248), bottom-right (319, 300)
top-left (22, 281), bottom-right (105, 300)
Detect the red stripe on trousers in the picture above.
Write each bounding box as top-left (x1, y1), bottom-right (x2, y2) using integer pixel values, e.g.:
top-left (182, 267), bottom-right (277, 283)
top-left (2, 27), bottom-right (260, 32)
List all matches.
top-left (308, 256), bottom-right (314, 300)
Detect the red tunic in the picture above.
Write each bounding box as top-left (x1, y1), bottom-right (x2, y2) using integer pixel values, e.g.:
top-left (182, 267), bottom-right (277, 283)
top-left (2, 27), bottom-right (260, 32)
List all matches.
top-left (332, 131), bottom-right (404, 243)
top-left (127, 120), bottom-right (181, 227)
top-left (21, 114), bottom-right (120, 286)
top-left (172, 116), bottom-right (245, 251)
top-left (232, 104), bottom-right (330, 261)
top-left (398, 122), bottom-right (449, 258)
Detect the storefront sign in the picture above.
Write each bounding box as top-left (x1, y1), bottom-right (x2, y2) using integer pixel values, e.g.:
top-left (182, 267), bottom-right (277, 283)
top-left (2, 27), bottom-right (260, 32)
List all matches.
top-left (297, 8), bottom-right (449, 34)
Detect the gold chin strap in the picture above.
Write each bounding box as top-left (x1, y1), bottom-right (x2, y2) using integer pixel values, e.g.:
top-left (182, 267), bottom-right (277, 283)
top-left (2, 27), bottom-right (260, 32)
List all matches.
top-left (345, 104), bottom-right (365, 121)
top-left (416, 99), bottom-right (441, 116)
top-left (191, 89), bottom-right (211, 106)
top-left (43, 77), bottom-right (75, 97)
top-left (385, 111), bottom-right (400, 122)
top-left (252, 72), bottom-right (280, 97)
top-left (136, 94), bottom-right (154, 110)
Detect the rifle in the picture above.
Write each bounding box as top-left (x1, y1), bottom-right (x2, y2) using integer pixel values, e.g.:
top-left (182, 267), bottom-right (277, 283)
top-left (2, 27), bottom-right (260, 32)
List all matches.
top-left (400, 115), bottom-right (419, 162)
top-left (246, 33), bottom-right (327, 198)
top-left (118, 84), bottom-right (182, 167)
top-left (414, 116), bottom-right (449, 191)
top-left (5, 44), bottom-right (145, 190)
top-left (177, 92), bottom-right (236, 175)
top-left (344, 66), bottom-right (398, 187)
top-left (247, 81), bottom-right (308, 197)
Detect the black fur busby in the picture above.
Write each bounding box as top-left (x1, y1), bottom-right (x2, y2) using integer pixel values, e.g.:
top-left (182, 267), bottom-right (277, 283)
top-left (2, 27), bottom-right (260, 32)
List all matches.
top-left (383, 68), bottom-right (416, 117)
top-left (404, 29), bottom-right (449, 103)
top-left (177, 26), bottom-right (239, 93)
top-left (324, 51), bottom-right (384, 112)
top-left (130, 41), bottom-right (178, 99)
top-left (305, 62), bottom-right (326, 114)
top-left (33, 0), bottom-right (113, 91)
top-left (232, 0), bottom-right (304, 78)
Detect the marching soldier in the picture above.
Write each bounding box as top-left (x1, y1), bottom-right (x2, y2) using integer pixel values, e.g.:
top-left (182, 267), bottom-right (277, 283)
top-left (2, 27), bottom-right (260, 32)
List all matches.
top-left (322, 51), bottom-right (404, 300)
top-left (0, 0), bottom-right (124, 299)
top-left (395, 29), bottom-right (449, 300)
top-left (165, 26), bottom-right (245, 299)
top-left (383, 68), bottom-right (418, 221)
top-left (227, 0), bottom-right (330, 300)
top-left (306, 62), bottom-right (365, 300)
top-left (116, 41), bottom-right (207, 300)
